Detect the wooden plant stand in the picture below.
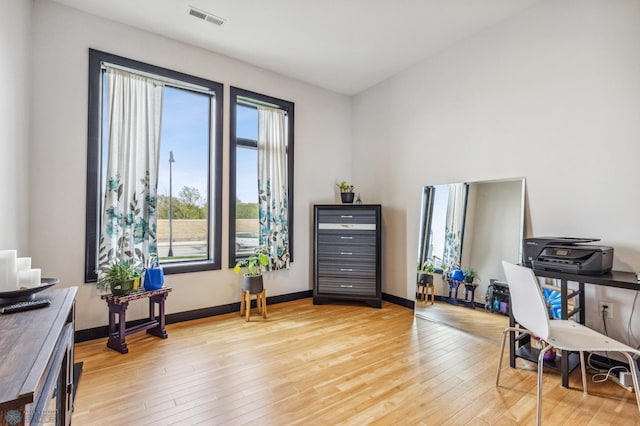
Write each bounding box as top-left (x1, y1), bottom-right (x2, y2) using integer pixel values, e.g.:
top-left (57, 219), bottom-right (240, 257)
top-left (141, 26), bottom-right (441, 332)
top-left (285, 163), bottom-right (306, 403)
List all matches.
top-left (239, 289), bottom-right (267, 321)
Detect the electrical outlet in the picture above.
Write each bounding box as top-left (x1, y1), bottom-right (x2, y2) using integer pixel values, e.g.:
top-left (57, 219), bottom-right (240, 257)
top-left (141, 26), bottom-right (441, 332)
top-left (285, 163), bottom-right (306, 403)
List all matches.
top-left (599, 300), bottom-right (613, 319)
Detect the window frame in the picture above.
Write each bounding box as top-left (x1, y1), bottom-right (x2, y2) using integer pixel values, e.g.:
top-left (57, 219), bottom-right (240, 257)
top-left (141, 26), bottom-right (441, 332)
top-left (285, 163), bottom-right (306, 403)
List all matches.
top-left (85, 49), bottom-right (224, 282)
top-left (229, 86), bottom-right (295, 267)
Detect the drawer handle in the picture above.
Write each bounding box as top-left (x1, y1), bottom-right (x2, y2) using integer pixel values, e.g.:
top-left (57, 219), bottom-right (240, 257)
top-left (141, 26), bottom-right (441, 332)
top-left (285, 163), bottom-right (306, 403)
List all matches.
top-left (340, 252), bottom-right (353, 255)
top-left (340, 268), bottom-right (353, 272)
top-left (340, 284), bottom-right (353, 288)
top-left (340, 215), bottom-right (353, 218)
top-left (340, 236), bottom-right (353, 240)
top-left (340, 224), bottom-right (354, 228)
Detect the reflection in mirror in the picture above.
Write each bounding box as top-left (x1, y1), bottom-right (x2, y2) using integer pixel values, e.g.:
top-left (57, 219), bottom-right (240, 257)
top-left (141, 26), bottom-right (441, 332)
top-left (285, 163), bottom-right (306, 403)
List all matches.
top-left (418, 184), bottom-right (468, 271)
top-left (416, 178), bottom-right (525, 321)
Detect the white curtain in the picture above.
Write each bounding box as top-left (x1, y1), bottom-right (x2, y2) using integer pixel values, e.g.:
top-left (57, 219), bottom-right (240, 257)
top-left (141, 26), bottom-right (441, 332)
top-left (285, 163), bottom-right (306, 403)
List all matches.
top-left (257, 105), bottom-right (289, 270)
top-left (99, 67), bottom-right (164, 274)
top-left (442, 183), bottom-right (466, 270)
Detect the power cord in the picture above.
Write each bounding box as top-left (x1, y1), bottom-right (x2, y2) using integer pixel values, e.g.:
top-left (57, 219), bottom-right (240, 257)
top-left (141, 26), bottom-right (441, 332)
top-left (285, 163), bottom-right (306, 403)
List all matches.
top-left (591, 308), bottom-right (633, 391)
top-left (586, 352), bottom-right (631, 386)
top-left (596, 305), bottom-right (615, 375)
top-left (627, 291), bottom-right (640, 360)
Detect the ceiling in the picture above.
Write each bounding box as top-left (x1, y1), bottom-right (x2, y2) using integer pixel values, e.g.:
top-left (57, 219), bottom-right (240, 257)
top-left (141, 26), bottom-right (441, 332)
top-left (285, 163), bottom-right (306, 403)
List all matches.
top-left (50, 0), bottom-right (539, 95)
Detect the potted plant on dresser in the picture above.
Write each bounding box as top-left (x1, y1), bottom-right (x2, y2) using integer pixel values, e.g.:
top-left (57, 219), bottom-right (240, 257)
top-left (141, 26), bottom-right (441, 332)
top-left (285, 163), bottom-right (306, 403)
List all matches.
top-left (336, 181), bottom-right (355, 204)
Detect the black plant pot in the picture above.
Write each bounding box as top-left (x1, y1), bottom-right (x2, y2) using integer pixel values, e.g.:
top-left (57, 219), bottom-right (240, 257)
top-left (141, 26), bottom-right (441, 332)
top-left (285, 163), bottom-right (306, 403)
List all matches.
top-left (242, 275), bottom-right (264, 293)
top-left (340, 192), bottom-right (355, 204)
top-left (417, 273), bottom-right (434, 286)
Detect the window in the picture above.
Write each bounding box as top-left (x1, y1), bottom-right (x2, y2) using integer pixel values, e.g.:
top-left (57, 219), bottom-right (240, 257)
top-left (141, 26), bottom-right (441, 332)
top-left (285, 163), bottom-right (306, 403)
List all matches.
top-left (229, 87), bottom-right (294, 267)
top-left (419, 183), bottom-right (468, 272)
top-left (85, 49), bottom-right (223, 282)
top-left (426, 185), bottom-right (450, 268)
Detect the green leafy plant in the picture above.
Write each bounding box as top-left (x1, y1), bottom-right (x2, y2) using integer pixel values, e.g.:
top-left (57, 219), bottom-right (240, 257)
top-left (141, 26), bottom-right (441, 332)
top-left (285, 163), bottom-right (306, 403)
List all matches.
top-left (463, 267), bottom-right (476, 283)
top-left (419, 260), bottom-right (436, 274)
top-left (97, 259), bottom-right (139, 290)
top-left (418, 255), bottom-right (440, 274)
top-left (234, 246), bottom-right (270, 277)
top-left (336, 181), bottom-right (355, 193)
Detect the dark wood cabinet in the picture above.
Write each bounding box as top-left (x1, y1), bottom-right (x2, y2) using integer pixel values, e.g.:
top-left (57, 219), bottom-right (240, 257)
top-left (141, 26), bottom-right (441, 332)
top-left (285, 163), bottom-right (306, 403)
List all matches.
top-left (313, 204), bottom-right (382, 308)
top-left (0, 287), bottom-right (77, 426)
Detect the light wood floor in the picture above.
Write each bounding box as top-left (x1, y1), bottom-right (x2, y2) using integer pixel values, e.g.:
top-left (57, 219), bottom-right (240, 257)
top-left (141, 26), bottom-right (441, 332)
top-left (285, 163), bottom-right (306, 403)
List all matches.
top-left (73, 299), bottom-right (640, 425)
top-left (415, 300), bottom-right (509, 345)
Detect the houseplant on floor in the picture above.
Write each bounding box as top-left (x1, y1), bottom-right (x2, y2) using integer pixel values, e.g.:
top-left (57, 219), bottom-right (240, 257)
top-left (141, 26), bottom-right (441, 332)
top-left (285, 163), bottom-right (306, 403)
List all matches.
top-left (234, 246), bottom-right (271, 293)
top-left (417, 259), bottom-right (436, 286)
top-left (97, 260), bottom-right (139, 296)
top-left (336, 181), bottom-right (355, 204)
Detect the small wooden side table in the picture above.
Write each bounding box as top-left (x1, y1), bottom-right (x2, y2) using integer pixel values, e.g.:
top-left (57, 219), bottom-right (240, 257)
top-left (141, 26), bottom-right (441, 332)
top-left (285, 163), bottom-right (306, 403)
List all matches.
top-left (101, 287), bottom-right (172, 354)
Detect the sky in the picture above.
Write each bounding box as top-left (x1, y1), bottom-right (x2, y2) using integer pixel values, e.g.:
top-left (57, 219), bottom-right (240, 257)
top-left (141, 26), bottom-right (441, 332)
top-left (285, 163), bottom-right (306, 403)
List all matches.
top-left (428, 184), bottom-right (449, 264)
top-left (156, 86), bottom-right (210, 202)
top-left (103, 84), bottom-right (259, 205)
top-left (157, 88), bottom-right (258, 204)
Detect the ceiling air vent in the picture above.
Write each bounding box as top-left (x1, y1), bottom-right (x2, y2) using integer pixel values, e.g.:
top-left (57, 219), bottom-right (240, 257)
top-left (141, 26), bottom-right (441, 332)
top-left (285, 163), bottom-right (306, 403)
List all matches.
top-left (188, 6), bottom-right (226, 26)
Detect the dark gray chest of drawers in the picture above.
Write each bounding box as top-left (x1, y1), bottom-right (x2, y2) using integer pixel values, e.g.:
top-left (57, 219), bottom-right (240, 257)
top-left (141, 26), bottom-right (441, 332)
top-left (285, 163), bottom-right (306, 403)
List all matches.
top-left (313, 204), bottom-right (382, 308)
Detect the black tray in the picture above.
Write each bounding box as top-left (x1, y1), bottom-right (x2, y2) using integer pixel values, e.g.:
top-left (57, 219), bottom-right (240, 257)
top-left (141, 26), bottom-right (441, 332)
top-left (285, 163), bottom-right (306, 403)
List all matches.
top-left (0, 278), bottom-right (59, 303)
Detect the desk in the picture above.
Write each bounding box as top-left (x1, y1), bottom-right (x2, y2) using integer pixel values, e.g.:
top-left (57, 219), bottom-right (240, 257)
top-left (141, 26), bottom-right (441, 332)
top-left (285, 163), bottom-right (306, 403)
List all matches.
top-left (101, 288), bottom-right (171, 354)
top-left (509, 269), bottom-right (639, 387)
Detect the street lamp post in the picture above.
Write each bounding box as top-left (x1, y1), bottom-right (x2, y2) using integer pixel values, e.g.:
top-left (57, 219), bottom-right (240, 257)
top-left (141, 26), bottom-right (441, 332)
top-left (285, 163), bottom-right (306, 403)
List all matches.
top-left (168, 150), bottom-right (175, 257)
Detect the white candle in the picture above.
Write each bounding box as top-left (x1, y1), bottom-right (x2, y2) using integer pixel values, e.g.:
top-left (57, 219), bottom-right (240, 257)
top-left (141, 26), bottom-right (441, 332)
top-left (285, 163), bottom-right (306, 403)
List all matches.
top-left (16, 257), bottom-right (31, 271)
top-left (0, 250), bottom-right (18, 292)
top-left (18, 268), bottom-right (41, 289)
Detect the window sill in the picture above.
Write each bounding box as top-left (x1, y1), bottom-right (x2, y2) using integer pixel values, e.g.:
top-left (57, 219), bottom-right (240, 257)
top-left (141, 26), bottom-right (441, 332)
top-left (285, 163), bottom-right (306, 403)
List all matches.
top-left (161, 260), bottom-right (220, 275)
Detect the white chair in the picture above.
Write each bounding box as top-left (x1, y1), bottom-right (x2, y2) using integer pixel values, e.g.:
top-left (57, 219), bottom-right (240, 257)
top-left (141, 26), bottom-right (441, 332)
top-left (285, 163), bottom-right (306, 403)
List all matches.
top-left (496, 261), bottom-right (640, 426)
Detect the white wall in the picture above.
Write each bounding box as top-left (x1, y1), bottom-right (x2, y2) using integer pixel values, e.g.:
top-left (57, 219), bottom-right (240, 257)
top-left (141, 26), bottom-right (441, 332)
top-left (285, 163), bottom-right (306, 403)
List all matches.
top-left (29, 0), bottom-right (352, 330)
top-left (353, 0), bottom-right (640, 344)
top-left (0, 0), bottom-right (31, 252)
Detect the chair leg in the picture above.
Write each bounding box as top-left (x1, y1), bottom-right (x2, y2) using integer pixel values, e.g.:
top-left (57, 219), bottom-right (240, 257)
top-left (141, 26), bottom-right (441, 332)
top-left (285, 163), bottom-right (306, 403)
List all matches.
top-left (579, 351), bottom-right (588, 395)
top-left (496, 327), bottom-right (511, 386)
top-left (622, 352), bottom-right (640, 413)
top-left (536, 344), bottom-right (550, 426)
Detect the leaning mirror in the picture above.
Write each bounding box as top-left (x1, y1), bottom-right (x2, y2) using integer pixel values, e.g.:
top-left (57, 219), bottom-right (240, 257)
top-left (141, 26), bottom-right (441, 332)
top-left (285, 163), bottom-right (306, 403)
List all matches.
top-left (415, 178), bottom-right (526, 319)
